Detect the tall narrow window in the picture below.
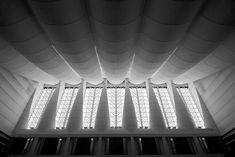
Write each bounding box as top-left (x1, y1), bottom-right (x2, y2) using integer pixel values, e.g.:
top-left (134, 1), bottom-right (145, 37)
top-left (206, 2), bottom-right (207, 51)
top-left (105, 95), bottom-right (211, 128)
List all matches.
top-left (107, 86), bottom-right (125, 128)
top-left (55, 87), bottom-right (79, 129)
top-left (27, 87), bottom-right (56, 129)
top-left (130, 87), bottom-right (149, 129)
top-left (177, 86), bottom-right (205, 128)
top-left (83, 87), bottom-right (103, 129)
top-left (153, 86), bottom-right (177, 129)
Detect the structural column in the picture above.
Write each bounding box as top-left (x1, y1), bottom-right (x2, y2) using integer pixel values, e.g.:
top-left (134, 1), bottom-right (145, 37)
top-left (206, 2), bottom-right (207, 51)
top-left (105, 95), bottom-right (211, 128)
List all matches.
top-left (148, 83), bottom-right (166, 132)
top-left (171, 84), bottom-right (195, 130)
top-left (123, 81), bottom-right (137, 132)
top-left (96, 81), bottom-right (109, 132)
top-left (67, 82), bottom-right (83, 132)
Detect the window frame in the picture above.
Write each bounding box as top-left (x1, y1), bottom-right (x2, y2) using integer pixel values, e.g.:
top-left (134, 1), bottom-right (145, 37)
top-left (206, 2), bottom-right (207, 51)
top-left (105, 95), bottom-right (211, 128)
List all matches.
top-left (55, 85), bottom-right (80, 129)
top-left (82, 84), bottom-right (103, 129)
top-left (153, 85), bottom-right (177, 129)
top-left (27, 86), bottom-right (56, 129)
top-left (176, 85), bottom-right (205, 129)
top-left (129, 85), bottom-right (150, 129)
top-left (107, 83), bottom-right (125, 128)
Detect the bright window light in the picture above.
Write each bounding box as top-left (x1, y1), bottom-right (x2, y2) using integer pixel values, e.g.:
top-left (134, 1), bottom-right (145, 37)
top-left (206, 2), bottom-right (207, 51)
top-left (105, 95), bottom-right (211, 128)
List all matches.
top-left (83, 87), bottom-right (103, 129)
top-left (107, 87), bottom-right (125, 128)
top-left (27, 87), bottom-right (56, 129)
top-left (153, 87), bottom-right (177, 129)
top-left (55, 87), bottom-right (79, 129)
top-left (177, 87), bottom-right (205, 128)
top-left (130, 87), bottom-right (149, 129)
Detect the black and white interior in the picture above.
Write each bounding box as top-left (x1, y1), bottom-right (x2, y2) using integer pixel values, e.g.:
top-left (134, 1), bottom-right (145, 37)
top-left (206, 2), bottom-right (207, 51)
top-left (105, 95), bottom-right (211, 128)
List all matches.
top-left (0, 0), bottom-right (235, 156)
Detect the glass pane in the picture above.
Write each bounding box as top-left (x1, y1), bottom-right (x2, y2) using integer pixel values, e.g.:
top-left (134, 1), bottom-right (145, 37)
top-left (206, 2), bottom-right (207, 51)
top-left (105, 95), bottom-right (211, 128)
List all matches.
top-left (153, 87), bottom-right (177, 128)
top-left (107, 87), bottom-right (125, 128)
top-left (83, 87), bottom-right (102, 129)
top-left (55, 87), bottom-right (79, 129)
top-left (177, 87), bottom-right (205, 128)
top-left (130, 87), bottom-right (149, 128)
top-left (27, 87), bottom-right (55, 129)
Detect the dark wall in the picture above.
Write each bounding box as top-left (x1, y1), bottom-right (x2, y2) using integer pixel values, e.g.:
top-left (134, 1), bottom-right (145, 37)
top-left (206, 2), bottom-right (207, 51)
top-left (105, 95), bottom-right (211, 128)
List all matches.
top-left (223, 128), bottom-right (235, 157)
top-left (0, 130), bottom-right (10, 157)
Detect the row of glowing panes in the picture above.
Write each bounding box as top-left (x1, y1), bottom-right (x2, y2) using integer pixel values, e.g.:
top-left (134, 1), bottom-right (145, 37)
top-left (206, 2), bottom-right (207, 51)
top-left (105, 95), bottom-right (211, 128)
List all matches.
top-left (27, 86), bottom-right (204, 129)
top-left (27, 86), bottom-right (144, 129)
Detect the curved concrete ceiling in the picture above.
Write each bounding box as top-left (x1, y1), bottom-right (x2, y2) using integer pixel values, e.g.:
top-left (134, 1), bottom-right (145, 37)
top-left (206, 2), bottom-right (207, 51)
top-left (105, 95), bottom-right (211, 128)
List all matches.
top-left (0, 0), bottom-right (234, 84)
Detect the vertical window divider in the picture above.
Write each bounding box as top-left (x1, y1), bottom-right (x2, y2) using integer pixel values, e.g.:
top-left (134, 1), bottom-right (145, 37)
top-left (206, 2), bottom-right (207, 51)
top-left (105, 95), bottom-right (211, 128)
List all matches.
top-left (90, 138), bottom-right (94, 155)
top-left (138, 138), bottom-right (143, 155)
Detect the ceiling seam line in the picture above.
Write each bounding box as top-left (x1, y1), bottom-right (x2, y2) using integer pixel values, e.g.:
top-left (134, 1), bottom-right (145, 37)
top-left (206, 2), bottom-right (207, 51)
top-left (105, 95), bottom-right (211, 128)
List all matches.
top-left (150, 47), bottom-right (178, 78)
top-left (126, 53), bottom-right (135, 78)
top-left (51, 45), bottom-right (81, 79)
top-left (94, 46), bottom-right (105, 78)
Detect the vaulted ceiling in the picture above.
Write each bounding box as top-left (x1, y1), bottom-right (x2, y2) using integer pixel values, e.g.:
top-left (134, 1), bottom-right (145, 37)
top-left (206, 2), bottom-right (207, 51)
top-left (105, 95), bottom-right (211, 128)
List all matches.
top-left (0, 0), bottom-right (235, 136)
top-left (0, 0), bottom-right (234, 85)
